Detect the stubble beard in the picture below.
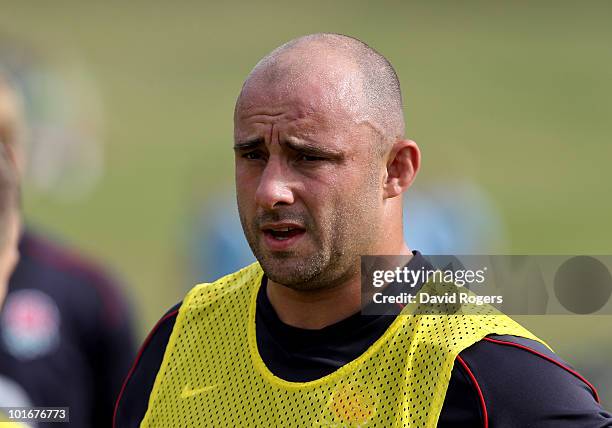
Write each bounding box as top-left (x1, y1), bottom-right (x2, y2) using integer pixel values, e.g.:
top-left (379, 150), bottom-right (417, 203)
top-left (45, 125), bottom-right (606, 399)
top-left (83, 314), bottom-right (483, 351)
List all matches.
top-left (237, 156), bottom-right (383, 291)
top-left (239, 212), bottom-right (333, 290)
top-left (238, 196), bottom-right (379, 292)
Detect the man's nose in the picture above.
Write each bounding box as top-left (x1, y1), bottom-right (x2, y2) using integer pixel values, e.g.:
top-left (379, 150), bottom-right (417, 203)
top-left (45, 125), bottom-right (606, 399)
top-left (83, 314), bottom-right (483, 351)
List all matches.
top-left (254, 157), bottom-right (294, 210)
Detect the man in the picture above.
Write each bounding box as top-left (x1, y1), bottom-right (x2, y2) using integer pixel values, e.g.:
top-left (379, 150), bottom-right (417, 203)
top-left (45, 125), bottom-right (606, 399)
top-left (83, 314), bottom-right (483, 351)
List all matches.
top-left (0, 116), bottom-right (25, 425)
top-left (0, 74), bottom-right (137, 427)
top-left (115, 34), bottom-right (611, 427)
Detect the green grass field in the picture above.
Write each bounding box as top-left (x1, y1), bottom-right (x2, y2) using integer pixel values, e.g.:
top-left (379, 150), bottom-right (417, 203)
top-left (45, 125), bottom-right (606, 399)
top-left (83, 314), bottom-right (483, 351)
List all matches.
top-left (2, 0), bottom-right (612, 403)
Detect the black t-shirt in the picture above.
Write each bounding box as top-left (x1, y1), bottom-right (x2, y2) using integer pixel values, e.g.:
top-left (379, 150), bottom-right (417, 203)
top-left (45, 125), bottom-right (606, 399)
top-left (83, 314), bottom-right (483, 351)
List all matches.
top-left (0, 229), bottom-right (137, 428)
top-left (114, 252), bottom-right (611, 427)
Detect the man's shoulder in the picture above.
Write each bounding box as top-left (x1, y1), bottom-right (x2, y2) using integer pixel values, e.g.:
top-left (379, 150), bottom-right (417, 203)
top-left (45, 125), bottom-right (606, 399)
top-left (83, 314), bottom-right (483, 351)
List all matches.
top-left (125, 301), bottom-right (181, 373)
top-left (113, 302), bottom-right (181, 428)
top-left (158, 302), bottom-right (182, 324)
top-left (146, 263), bottom-right (261, 334)
top-left (460, 334), bottom-right (599, 401)
top-left (136, 302), bottom-right (181, 362)
top-left (451, 334), bottom-right (609, 426)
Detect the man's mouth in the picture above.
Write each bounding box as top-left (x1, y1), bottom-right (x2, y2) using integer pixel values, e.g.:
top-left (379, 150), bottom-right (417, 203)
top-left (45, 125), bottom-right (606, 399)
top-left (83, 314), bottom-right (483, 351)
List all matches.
top-left (263, 226), bottom-right (305, 240)
top-left (260, 224), bottom-right (306, 249)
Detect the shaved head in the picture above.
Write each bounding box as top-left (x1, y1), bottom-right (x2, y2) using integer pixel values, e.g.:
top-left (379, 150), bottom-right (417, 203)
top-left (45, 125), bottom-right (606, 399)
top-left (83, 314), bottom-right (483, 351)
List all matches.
top-left (234, 33), bottom-right (418, 292)
top-left (237, 33), bottom-right (405, 155)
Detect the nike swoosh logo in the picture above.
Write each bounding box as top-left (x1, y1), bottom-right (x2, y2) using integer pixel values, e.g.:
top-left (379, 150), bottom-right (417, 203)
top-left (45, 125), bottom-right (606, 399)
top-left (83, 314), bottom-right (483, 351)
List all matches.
top-left (181, 383), bottom-right (222, 398)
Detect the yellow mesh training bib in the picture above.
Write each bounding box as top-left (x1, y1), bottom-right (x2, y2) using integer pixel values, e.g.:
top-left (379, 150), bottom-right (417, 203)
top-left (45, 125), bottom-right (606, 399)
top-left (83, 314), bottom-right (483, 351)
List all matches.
top-left (141, 262), bottom-right (546, 427)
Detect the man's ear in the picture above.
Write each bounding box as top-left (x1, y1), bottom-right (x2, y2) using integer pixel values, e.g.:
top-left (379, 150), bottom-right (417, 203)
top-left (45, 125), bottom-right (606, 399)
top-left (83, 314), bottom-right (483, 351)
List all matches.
top-left (383, 139), bottom-right (420, 199)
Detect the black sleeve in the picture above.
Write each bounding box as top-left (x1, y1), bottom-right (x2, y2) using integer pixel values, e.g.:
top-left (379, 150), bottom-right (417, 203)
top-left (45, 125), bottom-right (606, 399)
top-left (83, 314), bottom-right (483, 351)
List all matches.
top-left (442, 334), bottom-right (612, 428)
top-left (439, 357), bottom-right (483, 426)
top-left (113, 303), bottom-right (181, 428)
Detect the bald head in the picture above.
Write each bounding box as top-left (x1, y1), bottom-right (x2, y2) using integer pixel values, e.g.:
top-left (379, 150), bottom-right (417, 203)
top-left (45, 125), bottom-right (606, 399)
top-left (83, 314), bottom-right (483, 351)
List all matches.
top-left (237, 33), bottom-right (405, 151)
top-left (234, 34), bottom-right (419, 291)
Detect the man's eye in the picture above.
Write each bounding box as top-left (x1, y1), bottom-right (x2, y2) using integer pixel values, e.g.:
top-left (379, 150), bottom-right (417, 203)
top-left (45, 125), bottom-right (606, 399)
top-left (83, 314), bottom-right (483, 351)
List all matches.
top-left (242, 152), bottom-right (263, 160)
top-left (297, 154), bottom-right (325, 162)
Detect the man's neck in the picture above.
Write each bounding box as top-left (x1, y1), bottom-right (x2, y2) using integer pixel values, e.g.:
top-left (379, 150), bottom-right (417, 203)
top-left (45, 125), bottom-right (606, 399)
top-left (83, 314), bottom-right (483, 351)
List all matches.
top-left (266, 243), bottom-right (412, 330)
top-left (266, 274), bottom-right (363, 330)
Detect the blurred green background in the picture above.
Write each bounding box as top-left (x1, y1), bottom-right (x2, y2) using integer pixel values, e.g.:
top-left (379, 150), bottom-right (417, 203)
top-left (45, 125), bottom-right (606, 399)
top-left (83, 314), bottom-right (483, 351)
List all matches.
top-left (1, 0), bottom-right (611, 404)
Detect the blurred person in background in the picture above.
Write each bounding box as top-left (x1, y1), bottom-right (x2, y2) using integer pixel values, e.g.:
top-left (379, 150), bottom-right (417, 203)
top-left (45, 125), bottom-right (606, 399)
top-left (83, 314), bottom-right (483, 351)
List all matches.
top-left (0, 73), bottom-right (137, 427)
top-left (0, 109), bottom-right (20, 304)
top-left (0, 132), bottom-right (28, 426)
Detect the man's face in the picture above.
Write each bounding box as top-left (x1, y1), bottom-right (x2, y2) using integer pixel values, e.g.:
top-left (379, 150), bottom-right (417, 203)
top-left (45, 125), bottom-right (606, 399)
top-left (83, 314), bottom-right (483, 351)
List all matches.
top-left (234, 78), bottom-right (385, 290)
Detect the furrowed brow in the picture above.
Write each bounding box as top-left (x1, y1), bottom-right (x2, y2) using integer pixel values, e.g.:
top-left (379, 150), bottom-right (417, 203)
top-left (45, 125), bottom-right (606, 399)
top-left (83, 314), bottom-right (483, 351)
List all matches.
top-left (233, 138), bottom-right (265, 151)
top-left (283, 139), bottom-right (344, 160)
